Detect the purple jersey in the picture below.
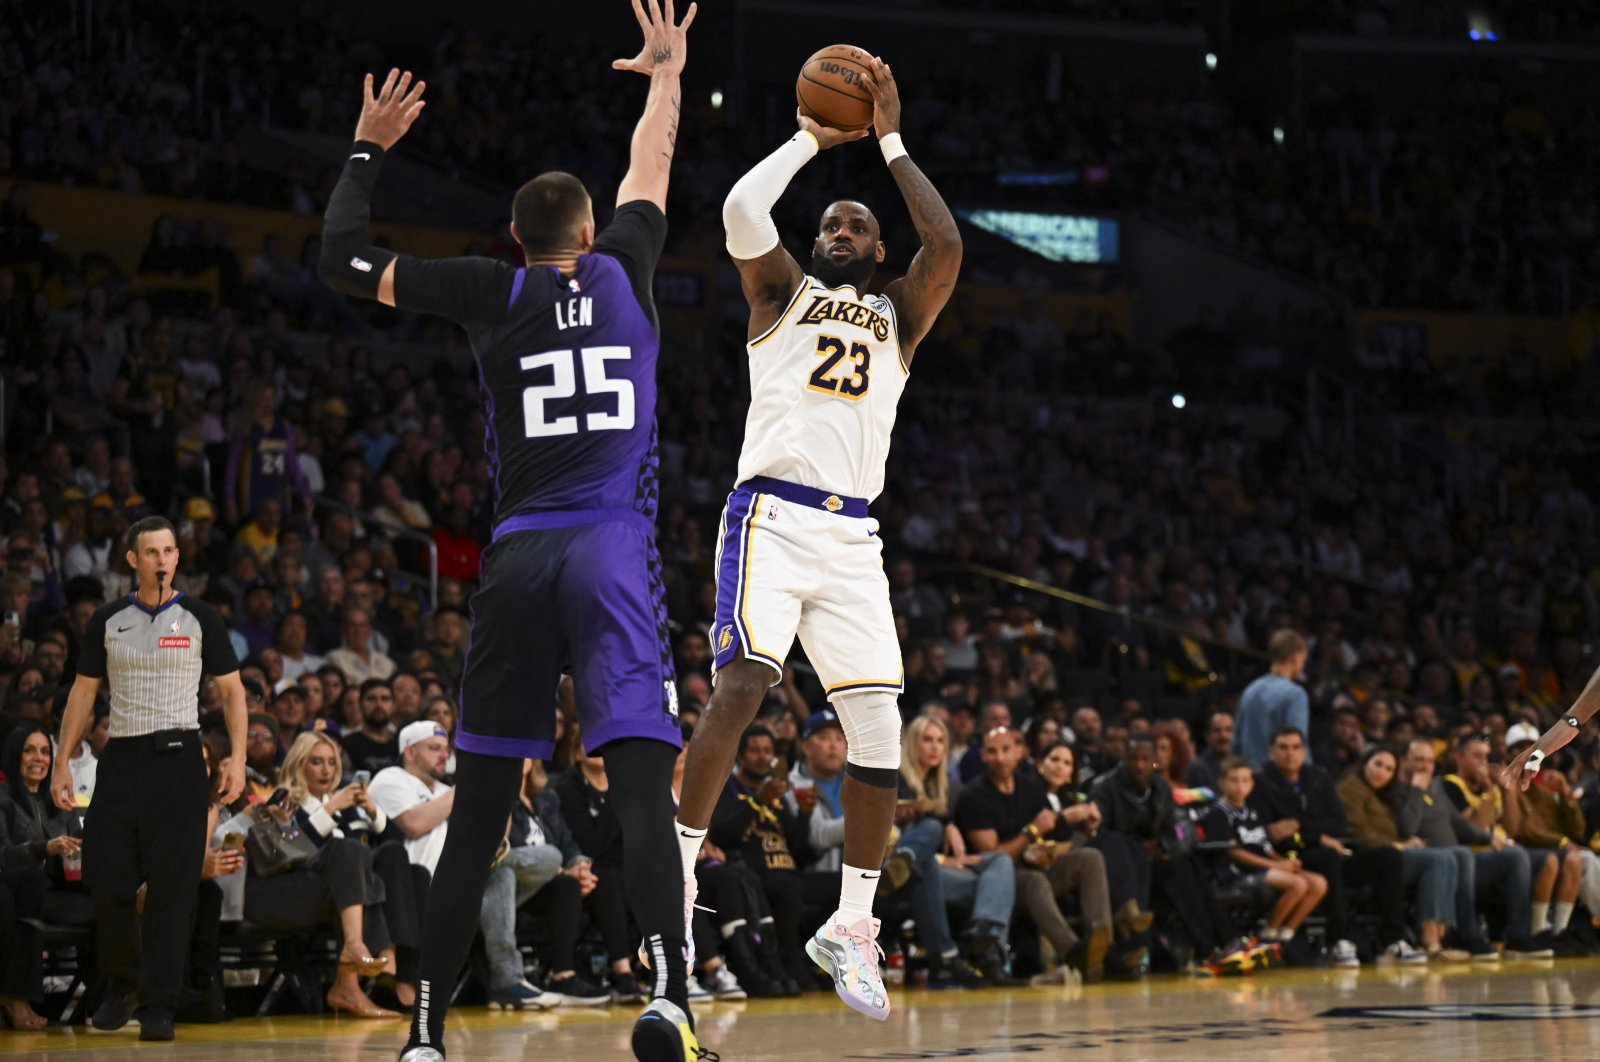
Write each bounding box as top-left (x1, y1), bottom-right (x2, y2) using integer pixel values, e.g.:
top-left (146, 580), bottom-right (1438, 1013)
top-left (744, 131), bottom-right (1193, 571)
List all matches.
top-left (385, 201), bottom-right (668, 533)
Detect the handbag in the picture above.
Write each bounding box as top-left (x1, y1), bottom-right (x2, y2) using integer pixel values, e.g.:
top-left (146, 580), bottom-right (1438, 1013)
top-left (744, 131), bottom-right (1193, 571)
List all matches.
top-left (244, 804), bottom-right (318, 877)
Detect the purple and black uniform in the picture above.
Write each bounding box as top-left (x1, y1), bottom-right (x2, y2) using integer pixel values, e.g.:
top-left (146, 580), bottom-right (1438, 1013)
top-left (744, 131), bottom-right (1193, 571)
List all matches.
top-left (383, 201), bottom-right (678, 760)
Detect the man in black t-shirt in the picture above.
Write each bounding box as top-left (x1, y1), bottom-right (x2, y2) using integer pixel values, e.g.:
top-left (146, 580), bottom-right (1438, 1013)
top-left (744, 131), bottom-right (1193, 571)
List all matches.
top-left (954, 726), bottom-right (1113, 982)
top-left (341, 677), bottom-right (399, 777)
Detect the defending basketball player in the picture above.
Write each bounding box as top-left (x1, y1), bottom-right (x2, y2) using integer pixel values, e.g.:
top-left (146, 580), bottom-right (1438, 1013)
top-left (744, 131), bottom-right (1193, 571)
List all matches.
top-left (674, 56), bottom-right (962, 1021)
top-left (316, 4), bottom-right (708, 1062)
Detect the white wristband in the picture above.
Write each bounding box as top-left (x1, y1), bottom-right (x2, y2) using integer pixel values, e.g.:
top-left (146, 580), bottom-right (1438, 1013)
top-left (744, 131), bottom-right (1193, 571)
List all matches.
top-left (879, 132), bottom-right (907, 165)
top-left (1524, 749), bottom-right (1546, 775)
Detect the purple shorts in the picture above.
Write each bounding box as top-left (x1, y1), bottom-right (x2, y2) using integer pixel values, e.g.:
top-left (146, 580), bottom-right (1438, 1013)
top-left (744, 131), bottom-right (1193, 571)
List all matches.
top-left (455, 514), bottom-right (681, 760)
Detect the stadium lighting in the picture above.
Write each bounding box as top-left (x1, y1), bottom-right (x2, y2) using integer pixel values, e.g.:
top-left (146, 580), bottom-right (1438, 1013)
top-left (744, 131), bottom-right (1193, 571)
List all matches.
top-left (1171, 394), bottom-right (1187, 409)
top-left (1205, 52), bottom-right (1217, 71)
top-left (711, 90), bottom-right (724, 108)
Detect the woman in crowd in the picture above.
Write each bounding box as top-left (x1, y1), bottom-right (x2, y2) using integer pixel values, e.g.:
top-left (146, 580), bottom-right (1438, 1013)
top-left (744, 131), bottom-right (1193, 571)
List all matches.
top-left (1153, 721), bottom-right (1194, 789)
top-left (0, 726), bottom-right (64, 1030)
top-left (248, 732), bottom-right (398, 1018)
top-left (1337, 745), bottom-right (1459, 957)
top-left (1035, 740), bottom-right (1153, 973)
top-left (895, 715), bottom-right (1020, 985)
top-left (0, 725), bottom-right (91, 925)
top-left (551, 723), bottom-right (644, 1004)
top-left (1024, 715), bottom-right (1062, 769)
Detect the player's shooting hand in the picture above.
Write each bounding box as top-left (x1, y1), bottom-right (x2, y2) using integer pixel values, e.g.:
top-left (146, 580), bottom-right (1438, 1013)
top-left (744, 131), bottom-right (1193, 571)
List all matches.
top-left (613, 0), bottom-right (698, 78)
top-left (864, 56), bottom-right (901, 138)
top-left (354, 68), bottom-right (427, 151)
top-left (796, 111), bottom-right (870, 151)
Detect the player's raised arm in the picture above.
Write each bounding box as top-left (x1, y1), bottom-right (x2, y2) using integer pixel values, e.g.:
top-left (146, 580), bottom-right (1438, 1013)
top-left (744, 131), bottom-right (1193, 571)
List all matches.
top-left (1501, 662), bottom-right (1600, 791)
top-left (867, 58), bottom-right (962, 363)
top-left (612, 0), bottom-right (697, 212)
top-left (724, 113), bottom-right (866, 339)
top-left (317, 69), bottom-right (427, 308)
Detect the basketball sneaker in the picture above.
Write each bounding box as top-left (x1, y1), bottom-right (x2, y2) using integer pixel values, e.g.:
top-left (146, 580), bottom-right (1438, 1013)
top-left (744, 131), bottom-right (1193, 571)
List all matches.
top-left (631, 998), bottom-right (718, 1062)
top-left (399, 1050), bottom-right (445, 1062)
top-left (805, 916), bottom-right (891, 1021)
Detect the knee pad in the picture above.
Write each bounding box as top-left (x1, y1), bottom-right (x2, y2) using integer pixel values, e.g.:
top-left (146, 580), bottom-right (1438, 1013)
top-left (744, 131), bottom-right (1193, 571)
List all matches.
top-left (834, 691), bottom-right (902, 773)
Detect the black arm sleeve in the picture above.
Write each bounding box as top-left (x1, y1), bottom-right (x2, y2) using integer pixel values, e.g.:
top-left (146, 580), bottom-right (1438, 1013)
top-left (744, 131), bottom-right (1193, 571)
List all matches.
top-left (195, 600), bottom-right (240, 675)
top-left (76, 604), bottom-right (112, 679)
top-left (318, 141), bottom-right (399, 300)
top-left (590, 200), bottom-right (668, 332)
top-left (391, 255), bottom-right (516, 327)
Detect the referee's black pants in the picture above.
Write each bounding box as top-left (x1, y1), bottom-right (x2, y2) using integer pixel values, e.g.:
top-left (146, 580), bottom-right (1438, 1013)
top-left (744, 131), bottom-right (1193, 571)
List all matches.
top-left (83, 731), bottom-right (209, 1012)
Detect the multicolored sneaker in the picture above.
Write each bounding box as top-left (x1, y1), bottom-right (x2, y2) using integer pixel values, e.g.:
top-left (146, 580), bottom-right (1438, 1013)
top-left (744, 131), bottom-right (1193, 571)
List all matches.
top-left (805, 916), bottom-right (891, 1021)
top-left (631, 998), bottom-right (718, 1062)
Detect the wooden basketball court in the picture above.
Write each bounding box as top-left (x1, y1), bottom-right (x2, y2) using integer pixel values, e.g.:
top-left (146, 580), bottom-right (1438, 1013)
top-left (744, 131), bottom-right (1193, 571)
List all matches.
top-left (5, 962), bottom-right (1600, 1060)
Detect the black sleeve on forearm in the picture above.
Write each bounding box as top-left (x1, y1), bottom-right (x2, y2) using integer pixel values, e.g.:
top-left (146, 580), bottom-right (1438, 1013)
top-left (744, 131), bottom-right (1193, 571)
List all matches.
top-left (318, 140), bottom-right (398, 300)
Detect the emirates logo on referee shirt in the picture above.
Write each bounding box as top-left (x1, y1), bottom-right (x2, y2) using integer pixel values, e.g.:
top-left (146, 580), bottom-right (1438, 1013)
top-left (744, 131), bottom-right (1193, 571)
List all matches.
top-left (159, 637), bottom-right (191, 648)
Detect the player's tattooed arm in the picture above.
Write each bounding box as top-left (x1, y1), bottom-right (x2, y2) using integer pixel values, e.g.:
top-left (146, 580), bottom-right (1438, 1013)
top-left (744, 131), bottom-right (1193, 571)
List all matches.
top-left (614, 0), bottom-right (698, 211)
top-left (869, 58), bottom-right (962, 364)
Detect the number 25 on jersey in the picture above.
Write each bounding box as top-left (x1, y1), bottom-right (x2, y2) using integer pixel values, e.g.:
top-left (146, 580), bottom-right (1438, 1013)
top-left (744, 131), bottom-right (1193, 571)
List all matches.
top-left (807, 334), bottom-right (870, 400)
top-left (519, 346), bottom-right (634, 438)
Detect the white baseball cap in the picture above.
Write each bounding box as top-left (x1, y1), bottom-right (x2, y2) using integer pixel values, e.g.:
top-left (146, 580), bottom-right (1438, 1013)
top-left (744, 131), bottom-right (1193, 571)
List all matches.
top-left (1505, 722), bottom-right (1541, 748)
top-left (399, 720), bottom-right (449, 753)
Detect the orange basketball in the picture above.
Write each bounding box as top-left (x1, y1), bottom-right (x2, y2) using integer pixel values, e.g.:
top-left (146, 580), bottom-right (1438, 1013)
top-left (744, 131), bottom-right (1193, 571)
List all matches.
top-left (796, 45), bottom-right (875, 132)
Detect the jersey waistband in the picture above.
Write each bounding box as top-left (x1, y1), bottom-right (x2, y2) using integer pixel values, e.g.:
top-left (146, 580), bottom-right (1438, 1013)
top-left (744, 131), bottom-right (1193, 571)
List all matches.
top-left (737, 477), bottom-right (868, 518)
top-left (492, 508), bottom-right (654, 541)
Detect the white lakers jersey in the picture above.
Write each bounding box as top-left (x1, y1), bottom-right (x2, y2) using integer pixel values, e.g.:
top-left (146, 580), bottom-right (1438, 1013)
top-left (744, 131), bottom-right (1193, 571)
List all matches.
top-left (735, 276), bottom-right (907, 501)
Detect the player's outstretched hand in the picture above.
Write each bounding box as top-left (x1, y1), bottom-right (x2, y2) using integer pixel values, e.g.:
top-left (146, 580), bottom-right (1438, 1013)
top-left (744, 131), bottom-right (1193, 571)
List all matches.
top-left (864, 56), bottom-right (901, 139)
top-left (354, 68), bottom-right (427, 151)
top-left (796, 110), bottom-right (870, 151)
top-left (1500, 743), bottom-right (1543, 792)
top-left (614, 0), bottom-right (698, 78)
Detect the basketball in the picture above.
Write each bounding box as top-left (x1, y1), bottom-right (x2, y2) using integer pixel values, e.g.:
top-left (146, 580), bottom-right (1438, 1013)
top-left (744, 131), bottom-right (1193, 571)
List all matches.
top-left (796, 45), bottom-right (875, 131)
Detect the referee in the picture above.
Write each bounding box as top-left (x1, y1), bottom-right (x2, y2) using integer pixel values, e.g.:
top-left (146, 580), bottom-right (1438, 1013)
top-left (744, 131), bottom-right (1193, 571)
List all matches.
top-left (50, 515), bottom-right (246, 1042)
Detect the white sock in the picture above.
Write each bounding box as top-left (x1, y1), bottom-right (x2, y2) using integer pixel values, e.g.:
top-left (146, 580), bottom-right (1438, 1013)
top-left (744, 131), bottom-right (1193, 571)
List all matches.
top-left (674, 822), bottom-right (706, 879)
top-left (1553, 902), bottom-right (1575, 933)
top-left (836, 865), bottom-right (880, 923)
top-left (1280, 928), bottom-right (1296, 942)
top-left (1532, 901), bottom-right (1550, 934)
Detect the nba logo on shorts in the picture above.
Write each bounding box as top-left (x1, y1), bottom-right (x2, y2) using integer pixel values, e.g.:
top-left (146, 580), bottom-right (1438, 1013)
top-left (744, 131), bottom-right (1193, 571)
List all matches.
top-left (718, 625), bottom-right (734, 652)
top-left (766, 501), bottom-right (780, 521)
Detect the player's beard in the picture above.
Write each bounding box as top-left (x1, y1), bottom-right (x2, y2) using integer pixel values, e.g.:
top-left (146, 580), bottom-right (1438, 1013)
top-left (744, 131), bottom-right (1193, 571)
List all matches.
top-left (811, 248), bottom-right (876, 291)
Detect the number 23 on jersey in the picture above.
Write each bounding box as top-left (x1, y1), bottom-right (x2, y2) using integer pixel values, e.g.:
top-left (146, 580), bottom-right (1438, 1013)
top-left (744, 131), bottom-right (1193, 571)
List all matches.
top-left (806, 334), bottom-right (870, 400)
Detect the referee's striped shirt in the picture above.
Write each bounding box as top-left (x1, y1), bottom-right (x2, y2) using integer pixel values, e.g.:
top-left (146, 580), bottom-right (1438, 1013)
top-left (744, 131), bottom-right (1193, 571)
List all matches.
top-left (76, 592), bottom-right (240, 737)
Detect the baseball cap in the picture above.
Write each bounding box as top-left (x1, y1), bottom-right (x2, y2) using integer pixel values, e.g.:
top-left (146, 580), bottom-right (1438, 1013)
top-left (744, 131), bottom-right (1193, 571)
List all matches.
top-left (1506, 722), bottom-right (1541, 748)
top-left (802, 709), bottom-right (844, 740)
top-left (185, 497), bottom-right (216, 521)
top-left (1496, 663), bottom-right (1522, 680)
top-left (399, 720), bottom-right (449, 753)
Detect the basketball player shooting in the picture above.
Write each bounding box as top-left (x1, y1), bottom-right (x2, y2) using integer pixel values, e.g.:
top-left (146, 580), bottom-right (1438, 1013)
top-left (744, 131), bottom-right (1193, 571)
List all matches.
top-left (316, 4), bottom-right (709, 1062)
top-left (1501, 663), bottom-right (1600, 792)
top-left (674, 56), bottom-right (962, 1021)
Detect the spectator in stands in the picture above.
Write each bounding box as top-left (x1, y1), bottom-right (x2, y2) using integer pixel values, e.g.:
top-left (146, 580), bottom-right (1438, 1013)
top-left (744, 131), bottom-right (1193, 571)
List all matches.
top-left (1152, 720), bottom-right (1194, 789)
top-left (232, 580), bottom-right (278, 655)
top-left (243, 708), bottom-right (281, 802)
top-left (0, 723), bottom-right (88, 923)
top-left (326, 608), bottom-right (396, 683)
top-left (956, 725), bottom-right (1117, 983)
top-left (1233, 630), bottom-right (1310, 771)
top-left (1337, 746), bottom-right (1462, 959)
top-left (1070, 705), bottom-right (1108, 785)
top-left (1505, 724), bottom-right (1600, 936)
top-left (421, 606), bottom-right (468, 690)
top-left (787, 709), bottom-right (851, 902)
top-left (1203, 757), bottom-right (1327, 959)
top-left (1187, 710), bottom-right (1232, 789)
top-left (244, 747), bottom-right (396, 1018)
top-left (224, 379), bottom-right (311, 526)
top-left (1443, 733), bottom-right (1566, 956)
top-left (341, 678), bottom-right (398, 778)
top-left (367, 721), bottom-right (454, 877)
top-left (61, 500), bottom-right (115, 585)
top-left (710, 726), bottom-right (809, 976)
top-left (1315, 706), bottom-right (1367, 775)
top-left (1249, 727), bottom-right (1421, 965)
top-left (0, 850), bottom-right (48, 1029)
top-left (65, 701), bottom-right (110, 803)
top-left (279, 731), bottom-right (424, 1008)
top-left (551, 723), bottom-right (644, 1004)
top-left (958, 701), bottom-right (1012, 782)
top-left (275, 611), bottom-right (324, 682)
top-left (485, 758), bottom-right (606, 1009)
top-left (1399, 738), bottom-right (1525, 959)
top-left (1034, 740), bottom-right (1153, 976)
top-left (268, 685), bottom-right (312, 746)
top-left (894, 715), bottom-right (1020, 985)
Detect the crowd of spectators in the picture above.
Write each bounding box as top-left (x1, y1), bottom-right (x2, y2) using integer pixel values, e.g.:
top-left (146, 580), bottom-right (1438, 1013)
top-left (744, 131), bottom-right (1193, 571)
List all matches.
top-left (9, 4), bottom-right (1600, 315)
